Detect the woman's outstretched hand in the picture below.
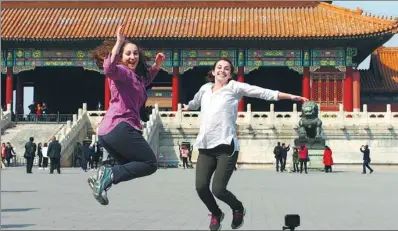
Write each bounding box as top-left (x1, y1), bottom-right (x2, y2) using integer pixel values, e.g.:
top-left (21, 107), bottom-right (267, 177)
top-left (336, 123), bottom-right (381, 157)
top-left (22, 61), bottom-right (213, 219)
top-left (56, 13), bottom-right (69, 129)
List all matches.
top-left (116, 24), bottom-right (126, 44)
top-left (291, 95), bottom-right (309, 102)
top-left (155, 53), bottom-right (166, 68)
top-left (182, 104), bottom-right (190, 111)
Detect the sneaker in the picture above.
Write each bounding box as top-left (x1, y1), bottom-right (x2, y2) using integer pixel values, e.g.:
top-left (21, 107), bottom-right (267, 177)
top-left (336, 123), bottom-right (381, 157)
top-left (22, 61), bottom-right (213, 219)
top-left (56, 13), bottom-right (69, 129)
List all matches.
top-left (92, 166), bottom-right (113, 206)
top-left (209, 212), bottom-right (224, 231)
top-left (87, 175), bottom-right (97, 190)
top-left (231, 208), bottom-right (246, 229)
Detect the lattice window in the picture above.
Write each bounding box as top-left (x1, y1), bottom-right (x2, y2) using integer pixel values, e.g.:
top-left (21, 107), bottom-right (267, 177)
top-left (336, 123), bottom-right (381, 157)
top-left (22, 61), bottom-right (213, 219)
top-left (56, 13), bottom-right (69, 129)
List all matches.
top-left (311, 72), bottom-right (344, 110)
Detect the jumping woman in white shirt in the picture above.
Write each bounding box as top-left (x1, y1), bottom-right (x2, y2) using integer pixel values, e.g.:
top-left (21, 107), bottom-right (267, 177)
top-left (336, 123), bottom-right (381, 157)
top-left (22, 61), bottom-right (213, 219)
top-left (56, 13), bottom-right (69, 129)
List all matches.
top-left (183, 58), bottom-right (308, 231)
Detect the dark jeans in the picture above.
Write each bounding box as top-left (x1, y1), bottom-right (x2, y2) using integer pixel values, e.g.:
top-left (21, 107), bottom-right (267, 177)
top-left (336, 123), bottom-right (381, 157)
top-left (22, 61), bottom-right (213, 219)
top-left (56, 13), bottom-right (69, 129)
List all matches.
top-left (50, 157), bottom-right (61, 174)
top-left (281, 156), bottom-right (287, 171)
top-left (324, 165), bottom-right (332, 173)
top-left (299, 158), bottom-right (308, 173)
top-left (293, 162), bottom-right (299, 172)
top-left (98, 122), bottom-right (157, 185)
top-left (81, 158), bottom-right (88, 171)
top-left (26, 157), bottom-right (34, 173)
top-left (195, 142), bottom-right (243, 216)
top-left (275, 156), bottom-right (283, 172)
top-left (42, 157), bottom-right (49, 168)
top-left (363, 160), bottom-right (373, 173)
top-left (182, 157), bottom-right (188, 168)
top-left (38, 154), bottom-right (43, 167)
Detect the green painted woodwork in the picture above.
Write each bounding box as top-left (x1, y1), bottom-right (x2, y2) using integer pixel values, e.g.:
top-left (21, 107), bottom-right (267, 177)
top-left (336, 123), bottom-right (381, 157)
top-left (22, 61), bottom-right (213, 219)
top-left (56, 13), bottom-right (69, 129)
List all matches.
top-left (237, 49), bottom-right (245, 67)
top-left (143, 49), bottom-right (173, 67)
top-left (1, 47), bottom-right (357, 74)
top-left (246, 49), bottom-right (302, 66)
top-left (181, 49), bottom-right (237, 67)
top-left (147, 89), bottom-right (172, 97)
top-left (311, 48), bottom-right (346, 66)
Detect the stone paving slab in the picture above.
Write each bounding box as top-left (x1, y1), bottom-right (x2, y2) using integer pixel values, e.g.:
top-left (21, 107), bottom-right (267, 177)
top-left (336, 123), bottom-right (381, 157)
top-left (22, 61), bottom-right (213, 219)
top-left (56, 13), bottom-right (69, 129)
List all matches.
top-left (1, 166), bottom-right (398, 230)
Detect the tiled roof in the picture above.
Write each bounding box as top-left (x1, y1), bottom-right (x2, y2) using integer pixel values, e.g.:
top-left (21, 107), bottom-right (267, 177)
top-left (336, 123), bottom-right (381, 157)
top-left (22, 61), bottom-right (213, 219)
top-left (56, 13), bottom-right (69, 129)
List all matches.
top-left (360, 47), bottom-right (398, 93)
top-left (1, 1), bottom-right (397, 40)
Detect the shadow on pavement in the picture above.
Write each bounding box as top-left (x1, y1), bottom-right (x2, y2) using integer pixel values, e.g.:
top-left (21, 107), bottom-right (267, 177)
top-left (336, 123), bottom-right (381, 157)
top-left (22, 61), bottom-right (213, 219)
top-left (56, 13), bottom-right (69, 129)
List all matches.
top-left (1, 224), bottom-right (36, 229)
top-left (1, 190), bottom-right (38, 193)
top-left (1, 208), bottom-right (40, 212)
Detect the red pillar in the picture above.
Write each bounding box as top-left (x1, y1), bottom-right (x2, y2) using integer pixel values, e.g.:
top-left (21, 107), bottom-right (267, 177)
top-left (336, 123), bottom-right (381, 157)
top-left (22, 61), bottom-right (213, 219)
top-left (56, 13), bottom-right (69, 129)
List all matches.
top-left (172, 67), bottom-right (179, 111)
top-left (104, 77), bottom-right (110, 110)
top-left (352, 70), bottom-right (360, 112)
top-left (302, 67), bottom-right (310, 99)
top-left (5, 67), bottom-right (13, 107)
top-left (344, 66), bottom-right (353, 112)
top-left (16, 73), bottom-right (24, 114)
top-left (237, 66), bottom-right (245, 111)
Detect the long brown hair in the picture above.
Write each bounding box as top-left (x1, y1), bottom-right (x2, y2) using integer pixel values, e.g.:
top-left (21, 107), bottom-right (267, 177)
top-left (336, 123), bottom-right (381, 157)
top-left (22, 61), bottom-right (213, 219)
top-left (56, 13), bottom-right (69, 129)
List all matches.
top-left (206, 58), bottom-right (236, 83)
top-left (92, 40), bottom-right (150, 79)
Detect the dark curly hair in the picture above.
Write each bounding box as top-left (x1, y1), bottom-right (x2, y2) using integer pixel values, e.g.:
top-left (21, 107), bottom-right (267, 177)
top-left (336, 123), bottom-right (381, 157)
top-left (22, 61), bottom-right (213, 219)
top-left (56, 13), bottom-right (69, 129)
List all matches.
top-left (206, 58), bottom-right (236, 83)
top-left (92, 40), bottom-right (150, 79)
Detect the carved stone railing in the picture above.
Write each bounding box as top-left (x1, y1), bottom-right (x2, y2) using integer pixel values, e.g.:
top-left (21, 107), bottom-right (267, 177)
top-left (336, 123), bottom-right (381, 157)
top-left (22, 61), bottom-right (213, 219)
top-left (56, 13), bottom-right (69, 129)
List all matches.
top-left (0, 104), bottom-right (12, 133)
top-left (159, 103), bottom-right (398, 129)
top-left (59, 103), bottom-right (90, 167)
top-left (143, 104), bottom-right (161, 155)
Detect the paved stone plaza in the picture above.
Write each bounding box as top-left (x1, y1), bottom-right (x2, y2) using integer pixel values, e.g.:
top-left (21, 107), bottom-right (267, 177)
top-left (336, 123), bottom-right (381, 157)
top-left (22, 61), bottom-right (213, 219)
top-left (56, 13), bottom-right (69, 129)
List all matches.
top-left (1, 166), bottom-right (398, 230)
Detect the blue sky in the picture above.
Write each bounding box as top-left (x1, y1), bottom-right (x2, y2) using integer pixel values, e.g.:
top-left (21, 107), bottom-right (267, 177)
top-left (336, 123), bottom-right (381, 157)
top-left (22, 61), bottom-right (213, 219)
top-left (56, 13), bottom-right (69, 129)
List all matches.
top-left (333, 1), bottom-right (398, 69)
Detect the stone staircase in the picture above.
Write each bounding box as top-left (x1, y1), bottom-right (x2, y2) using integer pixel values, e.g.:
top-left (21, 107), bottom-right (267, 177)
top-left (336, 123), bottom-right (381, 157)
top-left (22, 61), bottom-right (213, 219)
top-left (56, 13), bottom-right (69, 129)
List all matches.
top-left (1, 124), bottom-right (64, 157)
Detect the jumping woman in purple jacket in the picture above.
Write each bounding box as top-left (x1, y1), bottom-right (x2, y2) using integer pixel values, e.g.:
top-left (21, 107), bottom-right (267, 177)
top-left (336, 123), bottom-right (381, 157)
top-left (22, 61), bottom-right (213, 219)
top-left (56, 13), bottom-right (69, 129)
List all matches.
top-left (89, 24), bottom-right (165, 205)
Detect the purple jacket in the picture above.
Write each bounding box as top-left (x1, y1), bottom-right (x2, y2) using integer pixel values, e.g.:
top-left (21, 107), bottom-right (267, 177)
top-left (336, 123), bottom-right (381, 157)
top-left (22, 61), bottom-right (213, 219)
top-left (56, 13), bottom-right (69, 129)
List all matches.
top-left (97, 54), bottom-right (160, 136)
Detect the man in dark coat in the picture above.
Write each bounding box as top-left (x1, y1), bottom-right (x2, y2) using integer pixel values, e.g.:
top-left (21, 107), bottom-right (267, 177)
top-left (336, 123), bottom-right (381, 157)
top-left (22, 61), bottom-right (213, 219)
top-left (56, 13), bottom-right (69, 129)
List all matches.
top-left (281, 143), bottom-right (290, 172)
top-left (273, 142), bottom-right (283, 172)
top-left (47, 136), bottom-right (62, 174)
top-left (360, 145), bottom-right (374, 174)
top-left (24, 137), bottom-right (37, 174)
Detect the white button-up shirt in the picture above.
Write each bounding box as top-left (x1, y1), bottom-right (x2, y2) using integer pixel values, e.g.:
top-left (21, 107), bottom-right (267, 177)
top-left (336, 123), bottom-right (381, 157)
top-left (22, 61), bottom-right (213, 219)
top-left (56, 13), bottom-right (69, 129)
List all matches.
top-left (188, 80), bottom-right (279, 152)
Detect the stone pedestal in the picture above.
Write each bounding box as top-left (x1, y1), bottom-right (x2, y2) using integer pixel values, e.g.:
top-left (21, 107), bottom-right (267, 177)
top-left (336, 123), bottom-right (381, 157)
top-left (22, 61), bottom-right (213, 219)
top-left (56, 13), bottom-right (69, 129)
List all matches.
top-left (294, 138), bottom-right (325, 149)
top-left (294, 138), bottom-right (326, 170)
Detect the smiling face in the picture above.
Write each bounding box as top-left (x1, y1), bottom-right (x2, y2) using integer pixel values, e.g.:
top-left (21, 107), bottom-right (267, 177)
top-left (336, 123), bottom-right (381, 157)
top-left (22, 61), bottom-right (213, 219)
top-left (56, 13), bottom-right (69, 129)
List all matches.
top-left (121, 43), bottom-right (139, 71)
top-left (212, 59), bottom-right (233, 85)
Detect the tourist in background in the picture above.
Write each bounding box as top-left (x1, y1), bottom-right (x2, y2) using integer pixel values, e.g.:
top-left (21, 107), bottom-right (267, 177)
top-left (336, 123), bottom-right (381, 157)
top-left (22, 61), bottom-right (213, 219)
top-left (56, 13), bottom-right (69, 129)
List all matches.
top-left (179, 144), bottom-right (189, 169)
top-left (88, 23), bottom-right (165, 206)
top-left (281, 143), bottom-right (290, 172)
top-left (360, 145), bottom-right (374, 174)
top-left (298, 143), bottom-right (308, 174)
top-left (182, 58), bottom-right (308, 231)
top-left (41, 143), bottom-right (49, 170)
top-left (292, 148), bottom-right (299, 173)
top-left (273, 142), bottom-right (283, 172)
top-left (323, 145), bottom-right (333, 173)
top-left (5, 142), bottom-right (16, 167)
top-left (37, 143), bottom-right (43, 168)
top-left (1, 143), bottom-right (6, 166)
top-left (47, 136), bottom-right (62, 174)
top-left (24, 137), bottom-right (36, 173)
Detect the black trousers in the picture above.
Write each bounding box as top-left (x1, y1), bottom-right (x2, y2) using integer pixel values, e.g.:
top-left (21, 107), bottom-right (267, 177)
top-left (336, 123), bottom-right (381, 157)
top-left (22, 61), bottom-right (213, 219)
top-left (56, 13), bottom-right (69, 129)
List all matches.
top-left (182, 157), bottom-right (188, 168)
top-left (196, 142), bottom-right (243, 216)
top-left (26, 157), bottom-right (34, 173)
top-left (363, 160), bottom-right (373, 173)
top-left (275, 156), bottom-right (283, 171)
top-left (98, 122), bottom-right (157, 185)
top-left (299, 158), bottom-right (308, 173)
top-left (38, 154), bottom-right (43, 167)
top-left (50, 157), bottom-right (61, 174)
top-left (324, 165), bottom-right (332, 173)
top-left (42, 157), bottom-right (49, 168)
top-left (81, 158), bottom-right (88, 171)
top-left (293, 162), bottom-right (299, 172)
